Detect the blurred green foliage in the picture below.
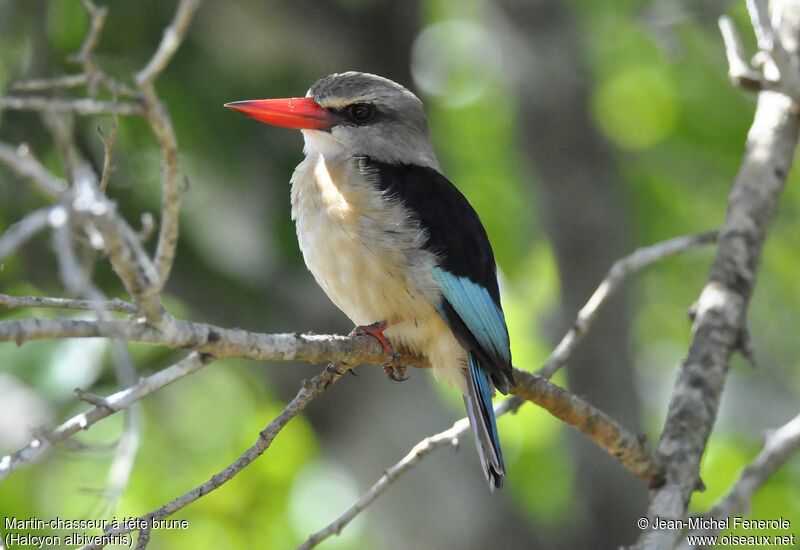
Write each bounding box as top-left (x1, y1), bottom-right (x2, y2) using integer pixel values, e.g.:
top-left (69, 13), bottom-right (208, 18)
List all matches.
top-left (0, 0), bottom-right (798, 549)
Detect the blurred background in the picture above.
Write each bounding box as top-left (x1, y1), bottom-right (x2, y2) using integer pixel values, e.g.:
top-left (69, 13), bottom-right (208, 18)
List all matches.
top-left (0, 0), bottom-right (798, 548)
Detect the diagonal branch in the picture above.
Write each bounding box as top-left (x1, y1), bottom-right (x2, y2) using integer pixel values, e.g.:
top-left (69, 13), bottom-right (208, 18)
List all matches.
top-left (679, 413), bottom-right (800, 546)
top-left (0, 353), bottom-right (209, 482)
top-left (0, 141), bottom-right (67, 197)
top-left (135, 0), bottom-right (202, 87)
top-left (510, 369), bottom-right (664, 486)
top-left (538, 230), bottom-right (718, 378)
top-left (75, 361), bottom-right (347, 550)
top-left (299, 398), bottom-right (523, 550)
top-left (0, 208), bottom-right (53, 263)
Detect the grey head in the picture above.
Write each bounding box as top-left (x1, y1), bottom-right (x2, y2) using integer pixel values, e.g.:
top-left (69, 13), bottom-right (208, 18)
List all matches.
top-left (303, 72), bottom-right (439, 170)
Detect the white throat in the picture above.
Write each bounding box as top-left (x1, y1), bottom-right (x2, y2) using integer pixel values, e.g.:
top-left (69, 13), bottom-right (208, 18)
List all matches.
top-left (301, 129), bottom-right (348, 160)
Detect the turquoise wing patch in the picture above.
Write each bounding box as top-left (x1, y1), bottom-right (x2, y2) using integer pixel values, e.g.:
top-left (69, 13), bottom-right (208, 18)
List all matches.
top-left (433, 267), bottom-right (510, 363)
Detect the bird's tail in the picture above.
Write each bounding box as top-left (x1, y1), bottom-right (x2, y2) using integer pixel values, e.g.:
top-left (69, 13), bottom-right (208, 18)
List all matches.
top-left (463, 351), bottom-right (505, 490)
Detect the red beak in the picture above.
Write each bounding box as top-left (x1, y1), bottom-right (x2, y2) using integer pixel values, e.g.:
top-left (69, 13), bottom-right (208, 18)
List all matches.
top-left (224, 97), bottom-right (335, 130)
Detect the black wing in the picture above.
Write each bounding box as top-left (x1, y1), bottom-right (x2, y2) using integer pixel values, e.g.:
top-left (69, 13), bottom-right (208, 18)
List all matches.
top-left (360, 157), bottom-right (513, 392)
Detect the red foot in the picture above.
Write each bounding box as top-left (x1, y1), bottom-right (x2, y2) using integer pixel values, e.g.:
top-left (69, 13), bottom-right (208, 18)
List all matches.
top-left (350, 321), bottom-right (409, 382)
top-left (350, 321), bottom-right (395, 356)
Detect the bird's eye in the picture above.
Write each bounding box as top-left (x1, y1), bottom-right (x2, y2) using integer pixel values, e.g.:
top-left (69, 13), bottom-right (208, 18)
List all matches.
top-left (347, 103), bottom-right (375, 124)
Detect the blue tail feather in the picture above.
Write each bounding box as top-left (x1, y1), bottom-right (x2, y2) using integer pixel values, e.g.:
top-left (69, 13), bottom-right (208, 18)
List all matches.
top-left (463, 351), bottom-right (505, 489)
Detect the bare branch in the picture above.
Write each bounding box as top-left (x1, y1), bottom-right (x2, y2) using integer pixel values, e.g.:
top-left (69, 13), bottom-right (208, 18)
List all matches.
top-left (0, 293), bottom-right (136, 314)
top-left (71, 0), bottom-right (108, 97)
top-left (135, 0), bottom-right (202, 87)
top-left (9, 74), bottom-right (138, 98)
top-left (0, 96), bottom-right (144, 116)
top-left (0, 317), bottom-right (663, 489)
top-left (69, 163), bottom-right (164, 322)
top-left (719, 16), bottom-right (765, 91)
top-left (719, 0), bottom-right (800, 98)
top-left (747, 0), bottom-right (776, 52)
top-left (75, 361), bottom-right (346, 550)
top-left (538, 231), bottom-right (718, 379)
top-left (511, 369), bottom-right (664, 486)
top-left (0, 141), bottom-right (67, 197)
top-left (10, 74), bottom-right (91, 92)
top-left (133, 0), bottom-right (202, 293)
top-left (677, 414), bottom-right (800, 547)
top-left (135, 528), bottom-right (151, 550)
top-left (0, 317), bottom-right (407, 366)
top-left (0, 208), bottom-right (52, 264)
top-left (51, 209), bottom-right (144, 506)
top-left (0, 353), bottom-right (209, 482)
top-left (302, 368), bottom-right (666, 549)
top-left (97, 119), bottom-right (118, 192)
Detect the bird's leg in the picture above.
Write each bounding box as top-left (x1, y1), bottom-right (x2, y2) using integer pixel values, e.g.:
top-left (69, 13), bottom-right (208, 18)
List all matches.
top-left (350, 321), bottom-right (395, 355)
top-left (349, 320), bottom-right (409, 382)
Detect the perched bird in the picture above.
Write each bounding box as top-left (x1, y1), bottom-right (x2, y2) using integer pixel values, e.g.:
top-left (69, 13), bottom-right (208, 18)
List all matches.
top-left (226, 72), bottom-right (514, 489)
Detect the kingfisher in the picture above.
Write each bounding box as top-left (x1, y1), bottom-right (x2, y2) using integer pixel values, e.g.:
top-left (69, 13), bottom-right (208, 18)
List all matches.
top-left (225, 72), bottom-right (514, 489)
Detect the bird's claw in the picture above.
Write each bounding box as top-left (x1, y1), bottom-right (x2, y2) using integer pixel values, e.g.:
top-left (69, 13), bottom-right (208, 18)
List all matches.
top-left (350, 321), bottom-right (409, 381)
top-left (350, 321), bottom-right (395, 356)
top-left (383, 364), bottom-right (408, 382)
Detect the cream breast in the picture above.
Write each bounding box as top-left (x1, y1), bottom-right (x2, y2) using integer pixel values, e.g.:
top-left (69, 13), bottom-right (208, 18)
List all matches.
top-left (289, 152), bottom-right (467, 389)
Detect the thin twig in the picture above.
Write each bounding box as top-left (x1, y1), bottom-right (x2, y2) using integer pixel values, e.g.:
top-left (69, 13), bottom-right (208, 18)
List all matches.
top-left (76, 362), bottom-right (346, 550)
top-left (69, 162), bottom-right (164, 322)
top-left (10, 74), bottom-right (90, 92)
top-left (97, 119), bottom-right (118, 192)
top-left (0, 353), bottom-right (209, 482)
top-left (9, 74), bottom-right (138, 98)
top-left (0, 96), bottom-right (144, 116)
top-left (299, 398), bottom-right (522, 550)
top-left (70, 0), bottom-right (108, 96)
top-left (135, 0), bottom-right (202, 87)
top-left (135, 528), bottom-right (151, 550)
top-left (0, 141), bottom-right (67, 197)
top-left (719, 16), bottom-right (765, 91)
top-left (134, 0), bottom-right (202, 293)
top-left (0, 293), bottom-right (136, 314)
top-left (0, 208), bottom-right (52, 264)
top-left (301, 370), bottom-right (664, 549)
top-left (539, 231), bottom-right (718, 379)
top-left (684, 413), bottom-right (800, 546)
top-left (52, 206), bottom-right (143, 508)
top-left (718, 1), bottom-right (800, 99)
